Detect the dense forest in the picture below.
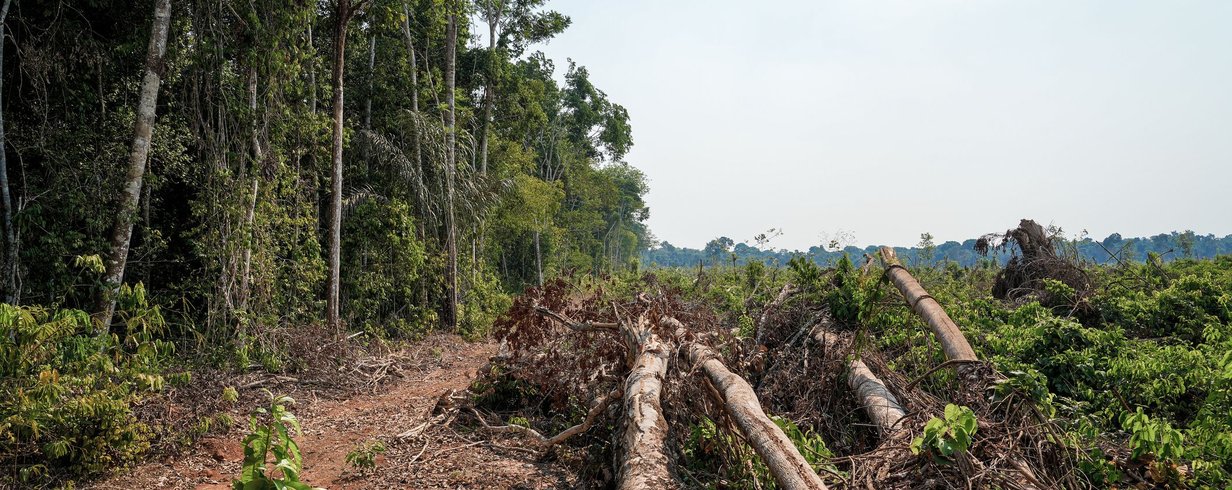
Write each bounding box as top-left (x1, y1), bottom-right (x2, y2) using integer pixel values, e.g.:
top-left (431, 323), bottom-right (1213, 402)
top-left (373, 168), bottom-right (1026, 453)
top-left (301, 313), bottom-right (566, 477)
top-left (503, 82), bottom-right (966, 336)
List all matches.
top-left (0, 0), bottom-right (648, 338)
top-left (0, 0), bottom-right (650, 485)
top-left (645, 230), bottom-right (1232, 269)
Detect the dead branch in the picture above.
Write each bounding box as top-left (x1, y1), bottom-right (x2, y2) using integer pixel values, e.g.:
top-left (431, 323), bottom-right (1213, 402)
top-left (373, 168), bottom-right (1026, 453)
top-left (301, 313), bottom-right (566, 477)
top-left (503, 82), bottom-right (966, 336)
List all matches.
top-left (534, 305), bottom-right (619, 331)
top-left (755, 283), bottom-right (800, 346)
top-left (470, 407), bottom-right (545, 439)
top-left (544, 388), bottom-right (623, 448)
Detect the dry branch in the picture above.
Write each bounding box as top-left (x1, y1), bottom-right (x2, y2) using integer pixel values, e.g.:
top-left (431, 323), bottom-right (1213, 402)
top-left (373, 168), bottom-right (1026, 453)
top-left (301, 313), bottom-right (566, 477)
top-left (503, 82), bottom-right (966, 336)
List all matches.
top-left (756, 283), bottom-right (800, 346)
top-left (879, 247), bottom-right (978, 362)
top-left (683, 341), bottom-right (829, 490)
top-left (535, 305), bottom-right (619, 331)
top-left (544, 388), bottom-right (622, 448)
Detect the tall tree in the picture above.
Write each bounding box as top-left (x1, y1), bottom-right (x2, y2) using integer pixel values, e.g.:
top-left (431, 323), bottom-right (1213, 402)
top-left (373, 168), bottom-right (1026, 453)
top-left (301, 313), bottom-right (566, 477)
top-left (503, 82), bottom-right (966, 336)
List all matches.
top-left (443, 0), bottom-right (460, 329)
top-left (475, 0), bottom-right (569, 175)
top-left (327, 0), bottom-right (367, 331)
top-left (95, 0), bottom-right (173, 330)
top-left (0, 0), bottom-right (16, 304)
top-left (238, 68), bottom-right (262, 313)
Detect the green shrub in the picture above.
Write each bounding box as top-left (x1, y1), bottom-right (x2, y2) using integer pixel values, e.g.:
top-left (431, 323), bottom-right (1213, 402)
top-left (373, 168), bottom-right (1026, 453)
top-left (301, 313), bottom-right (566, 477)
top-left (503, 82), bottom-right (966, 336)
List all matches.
top-left (0, 284), bottom-right (172, 483)
top-left (344, 439), bottom-right (386, 473)
top-left (911, 404), bottom-right (978, 462)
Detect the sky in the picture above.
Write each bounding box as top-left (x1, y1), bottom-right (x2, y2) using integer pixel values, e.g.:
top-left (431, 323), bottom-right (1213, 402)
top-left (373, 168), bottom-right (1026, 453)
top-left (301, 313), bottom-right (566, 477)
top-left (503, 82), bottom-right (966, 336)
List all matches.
top-left (518, 0), bottom-right (1232, 250)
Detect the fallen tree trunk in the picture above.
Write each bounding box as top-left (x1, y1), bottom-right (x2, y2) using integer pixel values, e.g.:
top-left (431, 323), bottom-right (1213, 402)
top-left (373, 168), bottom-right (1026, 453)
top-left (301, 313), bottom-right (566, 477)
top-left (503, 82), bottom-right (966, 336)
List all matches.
top-left (617, 314), bottom-right (677, 489)
top-left (817, 331), bottom-right (905, 436)
top-left (879, 246), bottom-right (978, 362)
top-left (684, 341), bottom-right (829, 490)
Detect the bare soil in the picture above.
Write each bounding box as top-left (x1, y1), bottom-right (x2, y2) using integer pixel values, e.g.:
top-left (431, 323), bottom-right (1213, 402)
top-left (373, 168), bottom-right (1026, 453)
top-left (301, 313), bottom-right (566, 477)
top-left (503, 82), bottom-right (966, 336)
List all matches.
top-left (86, 335), bottom-right (578, 490)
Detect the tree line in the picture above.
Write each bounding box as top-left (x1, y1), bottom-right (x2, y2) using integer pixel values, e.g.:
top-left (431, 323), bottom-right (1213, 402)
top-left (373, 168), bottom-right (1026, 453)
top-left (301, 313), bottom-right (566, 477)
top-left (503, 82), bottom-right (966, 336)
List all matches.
top-left (645, 230), bottom-right (1232, 269)
top-left (0, 0), bottom-right (650, 343)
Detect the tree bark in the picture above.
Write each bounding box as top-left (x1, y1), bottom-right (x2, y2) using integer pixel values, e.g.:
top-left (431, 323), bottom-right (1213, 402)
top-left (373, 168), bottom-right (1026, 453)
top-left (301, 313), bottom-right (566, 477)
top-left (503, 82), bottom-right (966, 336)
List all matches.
top-left (239, 69), bottom-right (262, 315)
top-left (95, 0), bottom-right (172, 330)
top-left (534, 228), bottom-right (543, 286)
top-left (816, 331), bottom-right (905, 436)
top-left (878, 247), bottom-right (978, 362)
top-left (327, 0), bottom-right (353, 331)
top-left (443, 1), bottom-right (459, 330)
top-left (364, 33), bottom-right (375, 129)
top-left (683, 341), bottom-right (829, 490)
top-left (616, 314), bottom-right (676, 489)
top-left (0, 0), bottom-right (18, 304)
top-left (478, 2), bottom-right (502, 175)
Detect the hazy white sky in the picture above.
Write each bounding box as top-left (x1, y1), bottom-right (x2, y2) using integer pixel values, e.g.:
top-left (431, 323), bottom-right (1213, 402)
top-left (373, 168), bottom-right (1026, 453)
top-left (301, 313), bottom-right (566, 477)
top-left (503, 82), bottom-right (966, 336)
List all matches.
top-left (524, 0), bottom-right (1232, 250)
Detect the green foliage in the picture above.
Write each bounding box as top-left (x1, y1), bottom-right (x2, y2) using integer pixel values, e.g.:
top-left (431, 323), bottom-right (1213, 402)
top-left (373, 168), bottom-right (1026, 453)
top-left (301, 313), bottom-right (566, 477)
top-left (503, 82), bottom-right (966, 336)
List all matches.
top-left (233, 393), bottom-right (320, 490)
top-left (1121, 409), bottom-right (1185, 461)
top-left (825, 254), bottom-right (882, 325)
top-left (911, 404), bottom-right (978, 461)
top-left (787, 256), bottom-right (824, 294)
top-left (0, 285), bottom-right (171, 483)
top-left (772, 416), bottom-right (838, 476)
top-left (342, 198), bottom-right (429, 336)
top-left (344, 439), bottom-right (386, 473)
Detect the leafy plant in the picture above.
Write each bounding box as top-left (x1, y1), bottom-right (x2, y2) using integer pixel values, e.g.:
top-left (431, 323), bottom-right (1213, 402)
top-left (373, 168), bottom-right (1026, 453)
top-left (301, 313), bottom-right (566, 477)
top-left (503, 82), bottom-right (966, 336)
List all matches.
top-left (0, 285), bottom-right (171, 484)
top-left (233, 392), bottom-right (320, 490)
top-left (344, 439), bottom-right (387, 473)
top-left (911, 404), bottom-right (978, 461)
top-left (1121, 408), bottom-right (1185, 461)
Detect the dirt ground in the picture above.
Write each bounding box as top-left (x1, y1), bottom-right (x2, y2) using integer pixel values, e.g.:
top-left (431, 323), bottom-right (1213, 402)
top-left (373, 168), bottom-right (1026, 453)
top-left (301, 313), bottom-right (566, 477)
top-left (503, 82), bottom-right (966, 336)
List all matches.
top-left (86, 335), bottom-right (578, 490)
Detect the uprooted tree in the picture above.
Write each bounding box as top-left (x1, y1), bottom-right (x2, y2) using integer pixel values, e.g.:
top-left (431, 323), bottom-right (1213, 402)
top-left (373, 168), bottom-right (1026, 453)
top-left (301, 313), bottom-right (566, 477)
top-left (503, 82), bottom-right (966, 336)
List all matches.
top-left (977, 219), bottom-right (1093, 305)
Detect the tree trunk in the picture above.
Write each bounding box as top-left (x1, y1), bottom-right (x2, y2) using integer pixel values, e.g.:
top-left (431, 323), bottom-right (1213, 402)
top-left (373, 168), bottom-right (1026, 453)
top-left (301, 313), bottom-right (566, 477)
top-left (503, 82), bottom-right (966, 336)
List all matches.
top-left (364, 33), bottom-right (375, 129)
top-left (683, 341), bottom-right (829, 490)
top-left (479, 10), bottom-right (499, 175)
top-left (327, 0), bottom-right (352, 331)
top-left (816, 331), bottom-right (905, 436)
top-left (95, 0), bottom-right (172, 330)
top-left (0, 0), bottom-right (18, 304)
top-left (239, 69), bottom-right (262, 315)
top-left (879, 247), bottom-right (977, 362)
top-left (308, 24), bottom-right (317, 114)
top-left (616, 314), bottom-right (676, 489)
top-left (401, 1), bottom-right (430, 309)
top-left (443, 2), bottom-right (459, 330)
top-left (534, 228), bottom-right (543, 286)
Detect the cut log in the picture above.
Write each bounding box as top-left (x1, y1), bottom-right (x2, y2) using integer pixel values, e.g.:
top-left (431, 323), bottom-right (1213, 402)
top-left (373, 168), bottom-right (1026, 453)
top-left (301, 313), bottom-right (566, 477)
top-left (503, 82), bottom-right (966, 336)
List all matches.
top-left (684, 341), bottom-right (828, 490)
top-left (879, 247), bottom-right (978, 362)
top-left (817, 332), bottom-right (905, 436)
top-left (617, 314), bottom-right (677, 489)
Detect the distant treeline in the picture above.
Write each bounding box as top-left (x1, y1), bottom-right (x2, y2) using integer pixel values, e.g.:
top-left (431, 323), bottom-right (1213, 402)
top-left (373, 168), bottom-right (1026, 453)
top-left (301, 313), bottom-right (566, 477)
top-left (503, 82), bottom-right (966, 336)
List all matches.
top-left (642, 231), bottom-right (1232, 269)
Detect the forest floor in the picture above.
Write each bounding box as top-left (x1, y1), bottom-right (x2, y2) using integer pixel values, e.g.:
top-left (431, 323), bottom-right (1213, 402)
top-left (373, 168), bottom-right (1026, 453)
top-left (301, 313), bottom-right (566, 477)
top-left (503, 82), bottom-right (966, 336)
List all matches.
top-left (87, 335), bottom-right (578, 490)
